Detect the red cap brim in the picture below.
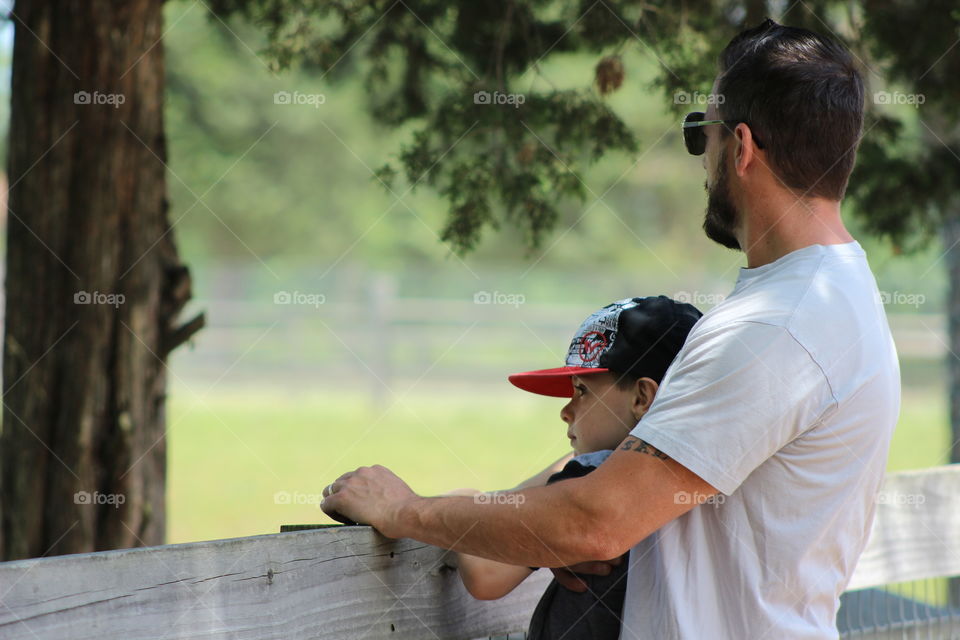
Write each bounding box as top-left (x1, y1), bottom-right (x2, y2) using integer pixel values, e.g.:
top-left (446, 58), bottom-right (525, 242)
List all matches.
top-left (508, 366), bottom-right (610, 397)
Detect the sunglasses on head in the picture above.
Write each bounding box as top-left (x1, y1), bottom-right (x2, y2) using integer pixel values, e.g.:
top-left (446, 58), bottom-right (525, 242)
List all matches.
top-left (682, 112), bottom-right (765, 156)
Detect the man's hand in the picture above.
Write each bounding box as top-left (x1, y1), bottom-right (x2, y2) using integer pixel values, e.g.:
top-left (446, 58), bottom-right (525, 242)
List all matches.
top-left (550, 554), bottom-right (626, 592)
top-left (320, 465), bottom-right (417, 537)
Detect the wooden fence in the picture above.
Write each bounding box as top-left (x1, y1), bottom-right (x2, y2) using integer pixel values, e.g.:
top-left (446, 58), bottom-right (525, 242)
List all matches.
top-left (1, 465), bottom-right (959, 639)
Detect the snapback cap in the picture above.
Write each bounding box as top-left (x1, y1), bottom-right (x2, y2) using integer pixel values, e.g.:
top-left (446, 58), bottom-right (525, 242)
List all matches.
top-left (508, 296), bottom-right (703, 397)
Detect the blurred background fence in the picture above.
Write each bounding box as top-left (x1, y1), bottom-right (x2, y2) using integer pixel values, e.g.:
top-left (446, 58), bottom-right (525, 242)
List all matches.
top-left (169, 263), bottom-right (948, 395)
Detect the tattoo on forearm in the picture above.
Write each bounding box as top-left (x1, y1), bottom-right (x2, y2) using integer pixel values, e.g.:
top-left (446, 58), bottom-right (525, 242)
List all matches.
top-left (620, 437), bottom-right (670, 460)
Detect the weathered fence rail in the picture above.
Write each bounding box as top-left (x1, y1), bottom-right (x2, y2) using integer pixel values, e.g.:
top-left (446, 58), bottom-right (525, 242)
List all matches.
top-left (0, 526), bottom-right (552, 639)
top-left (1, 465), bottom-right (959, 639)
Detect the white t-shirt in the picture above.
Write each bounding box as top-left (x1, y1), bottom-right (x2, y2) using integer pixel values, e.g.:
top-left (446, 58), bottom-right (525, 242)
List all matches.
top-left (620, 241), bottom-right (901, 640)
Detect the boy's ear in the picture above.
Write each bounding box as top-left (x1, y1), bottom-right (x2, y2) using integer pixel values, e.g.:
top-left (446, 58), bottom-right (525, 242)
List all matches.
top-left (632, 377), bottom-right (659, 421)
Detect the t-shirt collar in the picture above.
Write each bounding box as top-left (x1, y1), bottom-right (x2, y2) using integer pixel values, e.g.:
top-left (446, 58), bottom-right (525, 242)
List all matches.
top-left (735, 240), bottom-right (864, 286)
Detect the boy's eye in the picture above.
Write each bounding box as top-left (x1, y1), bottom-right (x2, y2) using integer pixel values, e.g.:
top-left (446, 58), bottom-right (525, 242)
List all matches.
top-left (573, 384), bottom-right (587, 395)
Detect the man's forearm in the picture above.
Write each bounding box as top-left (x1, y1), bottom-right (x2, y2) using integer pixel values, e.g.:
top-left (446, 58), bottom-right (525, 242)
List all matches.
top-left (392, 480), bottom-right (601, 567)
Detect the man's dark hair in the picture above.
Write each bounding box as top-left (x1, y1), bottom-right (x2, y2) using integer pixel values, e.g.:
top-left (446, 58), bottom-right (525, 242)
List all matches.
top-left (717, 18), bottom-right (864, 200)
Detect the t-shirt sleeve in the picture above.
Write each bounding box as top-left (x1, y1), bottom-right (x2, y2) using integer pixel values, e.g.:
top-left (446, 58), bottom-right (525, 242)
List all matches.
top-left (629, 320), bottom-right (835, 496)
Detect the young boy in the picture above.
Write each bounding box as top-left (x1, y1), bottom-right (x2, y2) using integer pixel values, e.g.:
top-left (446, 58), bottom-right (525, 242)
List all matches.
top-left (452, 295), bottom-right (702, 640)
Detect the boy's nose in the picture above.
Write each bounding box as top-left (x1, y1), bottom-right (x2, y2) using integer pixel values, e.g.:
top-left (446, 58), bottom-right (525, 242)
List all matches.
top-left (559, 401), bottom-right (573, 425)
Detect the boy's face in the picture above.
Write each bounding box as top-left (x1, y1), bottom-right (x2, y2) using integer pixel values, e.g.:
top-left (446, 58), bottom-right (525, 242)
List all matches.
top-left (561, 372), bottom-right (650, 455)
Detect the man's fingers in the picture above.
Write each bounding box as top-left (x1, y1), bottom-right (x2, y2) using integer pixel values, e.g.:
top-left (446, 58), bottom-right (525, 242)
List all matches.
top-left (320, 492), bottom-right (362, 525)
top-left (550, 568), bottom-right (588, 592)
top-left (323, 469), bottom-right (359, 498)
top-left (320, 492), bottom-right (338, 515)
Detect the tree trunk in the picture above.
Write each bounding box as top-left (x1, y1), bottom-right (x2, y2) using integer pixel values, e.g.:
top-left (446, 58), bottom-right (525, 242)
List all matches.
top-left (1, 0), bottom-right (202, 560)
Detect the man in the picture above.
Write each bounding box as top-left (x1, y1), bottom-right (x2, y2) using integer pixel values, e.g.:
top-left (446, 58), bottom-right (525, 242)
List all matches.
top-left (321, 18), bottom-right (901, 639)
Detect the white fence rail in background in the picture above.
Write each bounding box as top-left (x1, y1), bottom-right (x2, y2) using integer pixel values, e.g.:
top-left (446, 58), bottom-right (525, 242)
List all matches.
top-left (168, 287), bottom-right (948, 395)
top-left (847, 465), bottom-right (960, 590)
top-left (1, 466), bottom-right (959, 639)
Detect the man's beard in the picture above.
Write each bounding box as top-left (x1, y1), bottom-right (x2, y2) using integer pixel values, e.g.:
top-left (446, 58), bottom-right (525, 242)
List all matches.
top-left (703, 149), bottom-right (742, 251)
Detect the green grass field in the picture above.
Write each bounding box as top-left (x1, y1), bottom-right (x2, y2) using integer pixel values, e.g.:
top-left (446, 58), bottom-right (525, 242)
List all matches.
top-left (166, 383), bottom-right (950, 544)
top-left (166, 383), bottom-right (572, 543)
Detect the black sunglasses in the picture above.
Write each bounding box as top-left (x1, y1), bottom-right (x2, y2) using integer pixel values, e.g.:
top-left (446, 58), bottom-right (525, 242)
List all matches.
top-left (682, 112), bottom-right (765, 156)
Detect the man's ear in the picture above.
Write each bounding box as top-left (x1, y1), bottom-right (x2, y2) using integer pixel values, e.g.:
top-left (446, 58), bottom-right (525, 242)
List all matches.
top-left (632, 377), bottom-right (660, 421)
top-left (733, 122), bottom-right (759, 177)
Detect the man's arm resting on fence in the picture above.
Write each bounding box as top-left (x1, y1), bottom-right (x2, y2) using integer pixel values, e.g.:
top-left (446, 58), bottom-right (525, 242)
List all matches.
top-left (320, 436), bottom-right (719, 568)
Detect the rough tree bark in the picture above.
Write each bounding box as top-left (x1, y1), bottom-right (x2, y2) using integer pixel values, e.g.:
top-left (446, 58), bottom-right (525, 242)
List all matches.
top-left (1, 0), bottom-right (203, 560)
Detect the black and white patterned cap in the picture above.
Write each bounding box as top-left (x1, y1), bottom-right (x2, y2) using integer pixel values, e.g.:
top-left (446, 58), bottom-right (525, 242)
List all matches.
top-left (508, 296), bottom-right (703, 397)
